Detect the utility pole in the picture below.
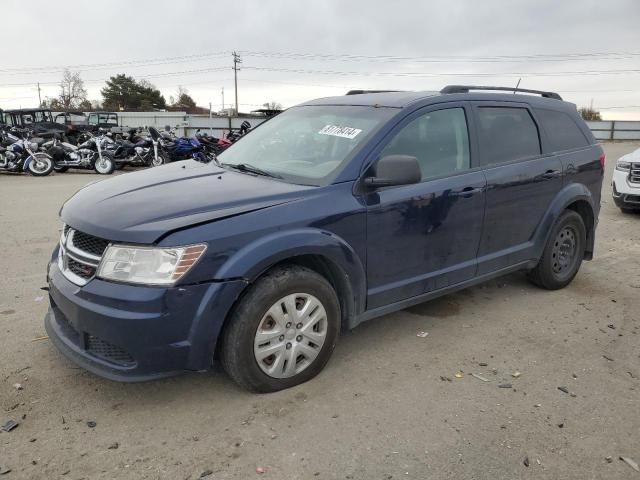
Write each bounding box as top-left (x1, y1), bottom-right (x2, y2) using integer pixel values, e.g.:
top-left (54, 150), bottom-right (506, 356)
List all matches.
top-left (221, 87), bottom-right (224, 112)
top-left (37, 82), bottom-right (42, 106)
top-left (232, 51), bottom-right (241, 115)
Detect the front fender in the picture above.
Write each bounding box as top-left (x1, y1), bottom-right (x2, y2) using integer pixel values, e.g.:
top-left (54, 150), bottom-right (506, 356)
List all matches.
top-left (215, 228), bottom-right (367, 324)
top-left (22, 155), bottom-right (33, 171)
top-left (532, 182), bottom-right (596, 259)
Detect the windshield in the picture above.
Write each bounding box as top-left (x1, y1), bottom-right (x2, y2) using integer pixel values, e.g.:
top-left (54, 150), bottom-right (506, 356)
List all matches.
top-left (100, 113), bottom-right (118, 125)
top-left (217, 105), bottom-right (396, 185)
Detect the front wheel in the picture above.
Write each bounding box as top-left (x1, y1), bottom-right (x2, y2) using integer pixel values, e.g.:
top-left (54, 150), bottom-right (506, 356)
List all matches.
top-left (220, 265), bottom-right (340, 393)
top-left (27, 153), bottom-right (54, 176)
top-left (93, 152), bottom-right (116, 174)
top-left (150, 152), bottom-right (167, 167)
top-left (527, 210), bottom-right (586, 290)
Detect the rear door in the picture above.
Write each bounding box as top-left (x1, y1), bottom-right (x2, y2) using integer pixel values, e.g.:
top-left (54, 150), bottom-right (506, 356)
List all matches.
top-left (472, 102), bottom-right (563, 274)
top-left (364, 103), bottom-right (486, 309)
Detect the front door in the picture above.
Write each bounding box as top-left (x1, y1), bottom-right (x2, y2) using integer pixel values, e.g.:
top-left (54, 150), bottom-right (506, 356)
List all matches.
top-left (363, 104), bottom-right (486, 309)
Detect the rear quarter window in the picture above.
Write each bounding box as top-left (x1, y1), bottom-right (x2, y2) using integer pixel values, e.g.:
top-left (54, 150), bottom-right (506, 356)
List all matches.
top-left (534, 108), bottom-right (589, 152)
top-left (477, 107), bottom-right (541, 166)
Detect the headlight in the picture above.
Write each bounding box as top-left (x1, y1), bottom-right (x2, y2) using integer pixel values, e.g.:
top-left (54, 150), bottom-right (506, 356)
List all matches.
top-left (616, 160), bottom-right (631, 172)
top-left (97, 244), bottom-right (207, 285)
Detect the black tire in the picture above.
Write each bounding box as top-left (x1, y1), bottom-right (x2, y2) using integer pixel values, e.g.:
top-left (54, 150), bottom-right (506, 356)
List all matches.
top-left (150, 152), bottom-right (167, 167)
top-left (93, 152), bottom-right (116, 174)
top-left (219, 265), bottom-right (340, 393)
top-left (527, 210), bottom-right (586, 290)
top-left (53, 165), bottom-right (69, 173)
top-left (27, 153), bottom-right (54, 177)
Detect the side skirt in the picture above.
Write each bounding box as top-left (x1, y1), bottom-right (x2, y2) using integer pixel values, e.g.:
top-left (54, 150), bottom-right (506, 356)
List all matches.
top-left (353, 260), bottom-right (535, 327)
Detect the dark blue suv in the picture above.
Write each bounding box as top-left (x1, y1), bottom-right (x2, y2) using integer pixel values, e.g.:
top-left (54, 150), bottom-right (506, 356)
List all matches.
top-left (46, 85), bottom-right (604, 392)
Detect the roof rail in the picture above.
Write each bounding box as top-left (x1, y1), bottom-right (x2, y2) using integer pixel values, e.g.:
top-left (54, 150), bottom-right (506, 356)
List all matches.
top-left (440, 85), bottom-right (562, 100)
top-left (345, 89), bottom-right (402, 95)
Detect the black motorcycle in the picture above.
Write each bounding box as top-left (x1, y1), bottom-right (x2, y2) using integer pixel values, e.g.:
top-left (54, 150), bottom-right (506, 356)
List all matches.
top-left (107, 129), bottom-right (165, 168)
top-left (0, 127), bottom-right (54, 176)
top-left (45, 130), bottom-right (116, 174)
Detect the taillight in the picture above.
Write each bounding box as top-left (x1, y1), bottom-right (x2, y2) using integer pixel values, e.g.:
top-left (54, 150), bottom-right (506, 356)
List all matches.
top-left (599, 153), bottom-right (606, 170)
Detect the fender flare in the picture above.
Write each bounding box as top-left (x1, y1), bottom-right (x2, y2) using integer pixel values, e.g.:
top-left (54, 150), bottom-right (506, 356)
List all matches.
top-left (532, 182), bottom-right (596, 259)
top-left (215, 228), bottom-right (367, 326)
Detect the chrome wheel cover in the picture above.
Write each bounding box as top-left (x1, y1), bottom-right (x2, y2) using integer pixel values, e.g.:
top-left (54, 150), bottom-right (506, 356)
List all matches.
top-left (253, 293), bottom-right (328, 379)
top-left (95, 157), bottom-right (111, 173)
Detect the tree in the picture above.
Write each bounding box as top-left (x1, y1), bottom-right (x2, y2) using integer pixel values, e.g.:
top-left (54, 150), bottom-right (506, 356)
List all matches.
top-left (44, 97), bottom-right (64, 111)
top-left (58, 69), bottom-right (87, 110)
top-left (172, 86), bottom-right (196, 108)
top-left (101, 74), bottom-right (166, 111)
top-left (263, 101), bottom-right (283, 110)
top-left (78, 99), bottom-right (93, 111)
top-left (579, 107), bottom-right (602, 121)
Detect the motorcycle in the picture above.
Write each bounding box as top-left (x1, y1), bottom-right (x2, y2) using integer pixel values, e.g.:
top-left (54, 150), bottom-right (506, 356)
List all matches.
top-left (107, 128), bottom-right (165, 168)
top-left (0, 127), bottom-right (54, 176)
top-left (149, 127), bottom-right (208, 163)
top-left (195, 129), bottom-right (232, 158)
top-left (45, 130), bottom-right (116, 174)
top-left (225, 120), bottom-right (252, 143)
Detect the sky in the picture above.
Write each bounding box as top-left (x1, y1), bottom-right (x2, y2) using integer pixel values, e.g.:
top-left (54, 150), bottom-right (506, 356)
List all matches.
top-left (1, 0), bottom-right (639, 119)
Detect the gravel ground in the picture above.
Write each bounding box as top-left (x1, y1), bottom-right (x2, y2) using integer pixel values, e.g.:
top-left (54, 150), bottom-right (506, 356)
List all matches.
top-left (0, 143), bottom-right (639, 480)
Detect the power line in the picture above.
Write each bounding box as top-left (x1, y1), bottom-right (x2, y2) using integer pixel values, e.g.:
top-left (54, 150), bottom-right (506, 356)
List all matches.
top-left (0, 66), bottom-right (230, 87)
top-left (243, 66), bottom-right (640, 78)
top-left (0, 51), bottom-right (230, 74)
top-left (242, 50), bottom-right (640, 64)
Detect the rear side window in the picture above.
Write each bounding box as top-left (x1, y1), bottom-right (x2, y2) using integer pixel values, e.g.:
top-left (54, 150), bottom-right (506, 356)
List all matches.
top-left (534, 108), bottom-right (589, 151)
top-left (477, 107), bottom-right (540, 166)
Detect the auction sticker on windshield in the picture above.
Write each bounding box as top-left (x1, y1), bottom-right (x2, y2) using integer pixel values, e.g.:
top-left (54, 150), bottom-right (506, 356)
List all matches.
top-left (318, 125), bottom-right (362, 139)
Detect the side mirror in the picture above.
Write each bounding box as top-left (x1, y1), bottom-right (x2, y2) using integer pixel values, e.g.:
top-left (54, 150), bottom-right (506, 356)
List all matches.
top-left (363, 155), bottom-right (421, 188)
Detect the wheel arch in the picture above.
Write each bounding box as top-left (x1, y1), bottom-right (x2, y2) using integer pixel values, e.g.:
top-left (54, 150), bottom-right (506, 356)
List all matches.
top-left (533, 183), bottom-right (596, 261)
top-left (215, 228), bottom-right (367, 332)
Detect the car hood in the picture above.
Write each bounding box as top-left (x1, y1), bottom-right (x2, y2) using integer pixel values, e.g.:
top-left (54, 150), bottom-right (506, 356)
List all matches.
top-left (61, 161), bottom-right (315, 244)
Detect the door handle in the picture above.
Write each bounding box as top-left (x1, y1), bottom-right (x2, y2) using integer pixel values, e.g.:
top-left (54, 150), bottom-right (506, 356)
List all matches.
top-left (451, 186), bottom-right (483, 198)
top-left (542, 169), bottom-right (561, 179)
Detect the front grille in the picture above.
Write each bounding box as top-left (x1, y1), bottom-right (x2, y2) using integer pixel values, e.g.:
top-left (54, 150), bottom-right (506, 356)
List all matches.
top-left (71, 230), bottom-right (109, 257)
top-left (631, 162), bottom-right (640, 183)
top-left (86, 335), bottom-right (135, 366)
top-left (67, 257), bottom-right (96, 279)
top-left (59, 227), bottom-right (109, 286)
top-left (624, 194), bottom-right (640, 204)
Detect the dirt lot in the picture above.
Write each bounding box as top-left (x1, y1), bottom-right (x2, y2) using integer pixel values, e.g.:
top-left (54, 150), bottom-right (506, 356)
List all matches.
top-left (0, 143), bottom-right (639, 480)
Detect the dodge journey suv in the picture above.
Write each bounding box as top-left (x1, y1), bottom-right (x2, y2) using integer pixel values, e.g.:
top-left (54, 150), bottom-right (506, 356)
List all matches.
top-left (46, 85), bottom-right (604, 392)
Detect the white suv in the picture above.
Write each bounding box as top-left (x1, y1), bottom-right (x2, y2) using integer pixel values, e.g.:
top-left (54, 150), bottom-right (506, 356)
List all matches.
top-left (612, 148), bottom-right (640, 212)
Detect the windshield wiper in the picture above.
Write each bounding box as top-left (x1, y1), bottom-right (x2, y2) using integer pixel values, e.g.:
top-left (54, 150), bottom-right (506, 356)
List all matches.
top-left (222, 162), bottom-right (283, 179)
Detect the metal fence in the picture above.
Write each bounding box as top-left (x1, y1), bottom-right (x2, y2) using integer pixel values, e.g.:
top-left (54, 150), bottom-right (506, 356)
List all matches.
top-left (586, 120), bottom-right (640, 141)
top-left (115, 112), bottom-right (268, 137)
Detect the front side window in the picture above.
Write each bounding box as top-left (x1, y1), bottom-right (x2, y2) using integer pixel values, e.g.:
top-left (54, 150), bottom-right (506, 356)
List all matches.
top-left (218, 105), bottom-right (397, 186)
top-left (477, 107), bottom-right (540, 166)
top-left (379, 107), bottom-right (470, 180)
top-left (88, 114), bottom-right (98, 125)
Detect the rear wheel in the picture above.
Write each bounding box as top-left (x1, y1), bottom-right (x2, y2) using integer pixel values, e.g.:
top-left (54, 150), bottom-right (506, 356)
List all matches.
top-left (94, 152), bottom-right (116, 174)
top-left (220, 265), bottom-right (340, 393)
top-left (27, 153), bottom-right (54, 176)
top-left (527, 210), bottom-right (586, 290)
